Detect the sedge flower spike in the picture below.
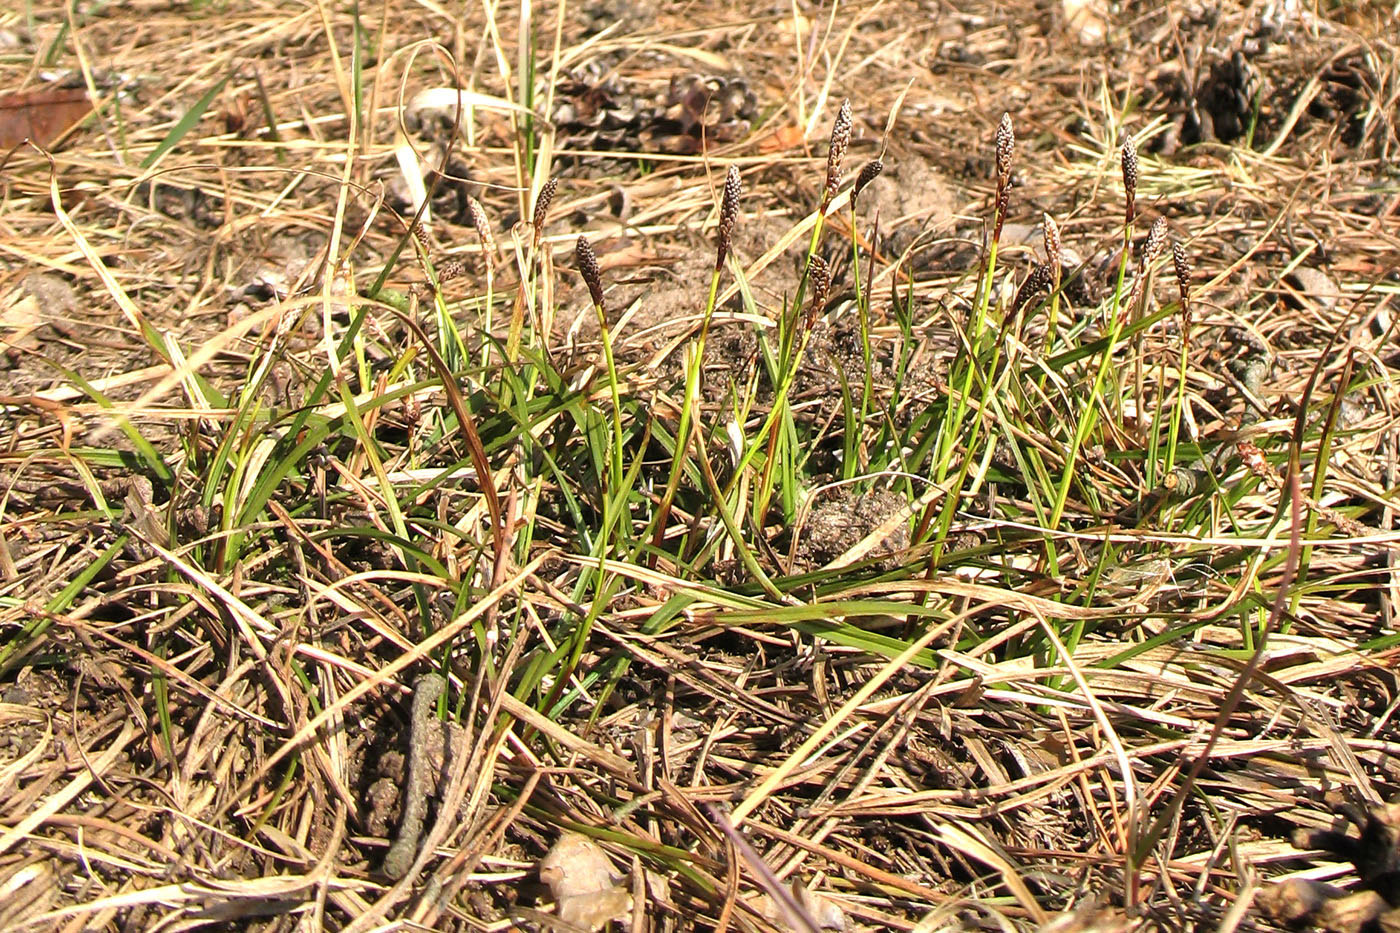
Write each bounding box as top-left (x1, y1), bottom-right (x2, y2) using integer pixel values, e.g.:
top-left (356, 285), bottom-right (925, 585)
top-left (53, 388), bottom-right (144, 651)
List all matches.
top-left (805, 255), bottom-right (832, 330)
top-left (1043, 213), bottom-right (1062, 277)
top-left (467, 196), bottom-right (496, 260)
top-left (853, 158), bottom-right (884, 204)
top-left (715, 165), bottom-right (742, 272)
top-left (822, 99), bottom-right (852, 211)
top-left (995, 112), bottom-right (1014, 182)
top-left (576, 236), bottom-right (605, 311)
top-left (1142, 217), bottom-right (1167, 266)
top-left (1172, 238), bottom-right (1192, 318)
top-left (532, 177), bottom-right (558, 245)
top-left (1121, 137), bottom-right (1139, 225)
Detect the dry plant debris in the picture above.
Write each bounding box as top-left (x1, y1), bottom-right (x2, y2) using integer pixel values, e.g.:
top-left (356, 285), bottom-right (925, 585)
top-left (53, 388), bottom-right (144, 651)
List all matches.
top-left (1258, 801), bottom-right (1400, 933)
top-left (539, 831), bottom-right (634, 932)
top-left (0, 0), bottom-right (1398, 931)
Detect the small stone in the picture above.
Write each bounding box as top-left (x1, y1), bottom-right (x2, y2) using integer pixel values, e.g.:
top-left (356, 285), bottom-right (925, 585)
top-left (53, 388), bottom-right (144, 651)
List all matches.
top-left (1062, 0), bottom-right (1109, 44)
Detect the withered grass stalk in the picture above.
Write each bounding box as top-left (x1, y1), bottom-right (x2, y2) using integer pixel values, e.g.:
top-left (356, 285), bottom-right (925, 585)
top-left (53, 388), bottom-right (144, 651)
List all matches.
top-left (804, 254), bottom-right (832, 331)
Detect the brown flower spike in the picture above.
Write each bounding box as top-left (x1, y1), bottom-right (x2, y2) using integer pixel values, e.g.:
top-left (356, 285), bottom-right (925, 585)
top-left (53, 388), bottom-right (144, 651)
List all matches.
top-left (995, 113), bottom-right (1014, 183)
top-left (576, 236), bottom-right (605, 311)
top-left (467, 196), bottom-right (496, 261)
top-left (822, 99), bottom-right (852, 212)
top-left (437, 257), bottom-right (465, 284)
top-left (1171, 240), bottom-right (1191, 307)
top-left (1010, 263), bottom-right (1054, 318)
top-left (1142, 217), bottom-right (1167, 266)
top-left (410, 220), bottom-right (431, 253)
top-left (1125, 217), bottom-right (1168, 317)
top-left (853, 158), bottom-right (884, 204)
top-left (715, 165), bottom-right (742, 272)
top-left (1121, 137), bottom-right (1139, 225)
top-left (992, 114), bottom-right (1014, 242)
top-left (532, 177), bottom-right (558, 247)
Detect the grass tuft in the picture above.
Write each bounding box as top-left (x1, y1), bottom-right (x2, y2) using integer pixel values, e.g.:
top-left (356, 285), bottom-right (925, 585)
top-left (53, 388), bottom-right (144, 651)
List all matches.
top-left (2, 2), bottom-right (1397, 930)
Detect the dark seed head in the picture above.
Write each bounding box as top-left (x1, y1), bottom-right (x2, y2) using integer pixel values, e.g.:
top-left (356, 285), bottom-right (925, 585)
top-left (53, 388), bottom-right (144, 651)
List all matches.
top-left (576, 235), bottom-right (605, 311)
top-left (532, 177), bottom-right (558, 240)
top-left (853, 158), bottom-right (884, 203)
top-left (1125, 217), bottom-right (1169, 314)
top-left (995, 112), bottom-right (1014, 181)
top-left (993, 184), bottom-right (1010, 242)
top-left (823, 99), bottom-right (852, 211)
top-left (1011, 263), bottom-right (1054, 318)
top-left (1142, 217), bottom-right (1167, 266)
top-left (716, 165), bottom-right (742, 272)
top-left (437, 257), bottom-right (465, 283)
top-left (1172, 238), bottom-right (1192, 315)
top-left (1121, 138), bottom-right (1139, 222)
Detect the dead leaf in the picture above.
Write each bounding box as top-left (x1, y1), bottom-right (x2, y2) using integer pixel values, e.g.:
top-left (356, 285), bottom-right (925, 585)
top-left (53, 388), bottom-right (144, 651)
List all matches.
top-left (558, 888), bottom-right (633, 931)
top-left (759, 125), bottom-right (806, 153)
top-left (0, 290), bottom-right (38, 329)
top-left (0, 86), bottom-right (93, 149)
top-left (539, 832), bottom-right (633, 933)
top-left (752, 880), bottom-right (847, 931)
top-left (1282, 266), bottom-right (1344, 311)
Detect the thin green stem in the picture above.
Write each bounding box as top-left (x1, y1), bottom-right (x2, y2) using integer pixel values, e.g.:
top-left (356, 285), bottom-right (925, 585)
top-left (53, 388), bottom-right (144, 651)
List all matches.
top-left (650, 265), bottom-right (724, 558)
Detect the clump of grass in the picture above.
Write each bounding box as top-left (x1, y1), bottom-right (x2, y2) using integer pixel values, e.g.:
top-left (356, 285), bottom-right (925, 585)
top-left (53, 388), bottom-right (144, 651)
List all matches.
top-left (6, 7), bottom-right (1396, 930)
top-left (650, 164), bottom-right (742, 559)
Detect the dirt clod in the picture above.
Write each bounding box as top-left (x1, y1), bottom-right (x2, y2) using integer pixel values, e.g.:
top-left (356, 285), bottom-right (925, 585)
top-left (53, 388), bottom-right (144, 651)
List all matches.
top-left (798, 487), bottom-right (910, 569)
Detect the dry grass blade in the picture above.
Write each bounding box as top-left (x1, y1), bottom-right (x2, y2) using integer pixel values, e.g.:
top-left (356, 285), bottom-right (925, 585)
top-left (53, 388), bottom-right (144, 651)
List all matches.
top-left (0, 722), bottom-right (138, 858)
